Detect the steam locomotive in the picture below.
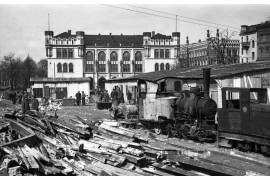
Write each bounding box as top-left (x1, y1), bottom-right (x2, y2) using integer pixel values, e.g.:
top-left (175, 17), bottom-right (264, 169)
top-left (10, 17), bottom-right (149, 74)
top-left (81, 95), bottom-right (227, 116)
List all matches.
top-left (113, 68), bottom-right (270, 153)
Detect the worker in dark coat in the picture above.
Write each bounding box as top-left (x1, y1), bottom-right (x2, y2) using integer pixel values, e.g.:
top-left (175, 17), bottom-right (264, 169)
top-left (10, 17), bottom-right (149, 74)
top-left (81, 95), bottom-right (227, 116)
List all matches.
top-left (75, 91), bottom-right (81, 106)
top-left (110, 88), bottom-right (118, 106)
top-left (103, 90), bottom-right (110, 102)
top-left (127, 90), bottom-right (132, 104)
top-left (81, 91), bottom-right (86, 106)
top-left (31, 95), bottom-right (39, 111)
top-left (21, 95), bottom-right (30, 114)
top-left (18, 91), bottom-right (23, 104)
top-left (117, 88), bottom-right (124, 104)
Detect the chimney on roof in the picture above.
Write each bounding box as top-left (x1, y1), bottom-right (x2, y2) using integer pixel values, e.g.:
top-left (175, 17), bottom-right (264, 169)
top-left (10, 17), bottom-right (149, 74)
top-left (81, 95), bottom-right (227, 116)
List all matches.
top-left (68, 30), bottom-right (71, 34)
top-left (152, 31), bottom-right (155, 37)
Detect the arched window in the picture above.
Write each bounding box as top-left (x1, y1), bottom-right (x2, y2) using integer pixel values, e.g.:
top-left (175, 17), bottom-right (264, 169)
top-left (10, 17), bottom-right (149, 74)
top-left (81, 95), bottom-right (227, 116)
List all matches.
top-left (166, 63), bottom-right (170, 70)
top-left (135, 51), bottom-right (142, 72)
top-left (57, 49), bottom-right (61, 58)
top-left (110, 51), bottom-right (118, 72)
top-left (62, 49), bottom-right (67, 58)
top-left (123, 51), bottom-right (130, 72)
top-left (155, 63), bottom-right (159, 71)
top-left (85, 51), bottom-right (94, 72)
top-left (98, 51), bottom-right (106, 72)
top-left (68, 49), bottom-right (73, 58)
top-left (63, 63), bottom-right (67, 72)
top-left (160, 63), bottom-right (164, 71)
top-left (69, 63), bottom-right (73, 72)
top-left (57, 63), bottom-right (62, 72)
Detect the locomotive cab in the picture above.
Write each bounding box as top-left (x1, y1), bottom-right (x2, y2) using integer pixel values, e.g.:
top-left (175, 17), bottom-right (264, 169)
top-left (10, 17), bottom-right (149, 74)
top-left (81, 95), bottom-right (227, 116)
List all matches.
top-left (218, 87), bottom-right (270, 154)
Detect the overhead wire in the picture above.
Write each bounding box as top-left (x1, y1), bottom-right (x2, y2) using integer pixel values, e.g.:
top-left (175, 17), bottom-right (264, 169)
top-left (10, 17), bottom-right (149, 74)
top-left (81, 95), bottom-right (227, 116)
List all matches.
top-left (101, 4), bottom-right (240, 32)
top-left (124, 4), bottom-right (240, 30)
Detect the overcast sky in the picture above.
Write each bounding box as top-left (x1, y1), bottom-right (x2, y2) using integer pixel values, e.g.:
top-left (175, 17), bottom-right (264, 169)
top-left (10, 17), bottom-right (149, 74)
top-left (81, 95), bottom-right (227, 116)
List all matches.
top-left (0, 2), bottom-right (270, 61)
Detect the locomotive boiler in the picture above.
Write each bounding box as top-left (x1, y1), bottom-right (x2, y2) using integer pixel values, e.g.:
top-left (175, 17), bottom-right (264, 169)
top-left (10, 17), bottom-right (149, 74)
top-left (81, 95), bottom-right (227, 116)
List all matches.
top-left (168, 68), bottom-right (217, 141)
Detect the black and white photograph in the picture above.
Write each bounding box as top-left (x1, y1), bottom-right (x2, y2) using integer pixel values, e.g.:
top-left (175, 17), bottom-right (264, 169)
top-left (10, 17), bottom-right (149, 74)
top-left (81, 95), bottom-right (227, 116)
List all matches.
top-left (0, 0), bottom-right (270, 176)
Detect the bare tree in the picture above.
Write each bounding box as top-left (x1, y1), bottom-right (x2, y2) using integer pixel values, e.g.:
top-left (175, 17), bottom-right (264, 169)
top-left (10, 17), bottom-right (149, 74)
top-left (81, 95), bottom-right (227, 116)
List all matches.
top-left (207, 29), bottom-right (239, 65)
top-left (0, 53), bottom-right (22, 89)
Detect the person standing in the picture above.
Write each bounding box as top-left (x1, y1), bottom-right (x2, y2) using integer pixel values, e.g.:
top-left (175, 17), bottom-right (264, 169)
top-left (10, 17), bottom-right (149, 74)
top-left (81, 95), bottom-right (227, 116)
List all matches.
top-left (31, 95), bottom-right (39, 111)
top-left (18, 91), bottom-right (23, 104)
top-left (81, 91), bottom-right (86, 106)
top-left (21, 94), bottom-right (30, 114)
top-left (103, 90), bottom-right (110, 102)
top-left (111, 88), bottom-right (118, 105)
top-left (117, 88), bottom-right (124, 104)
top-left (75, 91), bottom-right (81, 106)
top-left (127, 90), bottom-right (132, 104)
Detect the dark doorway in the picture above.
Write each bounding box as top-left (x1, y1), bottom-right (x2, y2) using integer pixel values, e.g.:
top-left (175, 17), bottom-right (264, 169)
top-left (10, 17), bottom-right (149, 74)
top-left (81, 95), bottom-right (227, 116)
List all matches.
top-left (98, 77), bottom-right (106, 90)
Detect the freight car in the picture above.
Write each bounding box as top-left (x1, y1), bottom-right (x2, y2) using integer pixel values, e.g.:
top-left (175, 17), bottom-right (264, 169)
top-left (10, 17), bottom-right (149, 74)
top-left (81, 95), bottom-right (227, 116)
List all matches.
top-left (218, 87), bottom-right (270, 154)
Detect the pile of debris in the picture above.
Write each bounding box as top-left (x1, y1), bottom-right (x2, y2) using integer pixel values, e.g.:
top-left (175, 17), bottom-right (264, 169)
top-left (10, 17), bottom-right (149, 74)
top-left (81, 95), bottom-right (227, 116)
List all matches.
top-left (1, 109), bottom-right (270, 176)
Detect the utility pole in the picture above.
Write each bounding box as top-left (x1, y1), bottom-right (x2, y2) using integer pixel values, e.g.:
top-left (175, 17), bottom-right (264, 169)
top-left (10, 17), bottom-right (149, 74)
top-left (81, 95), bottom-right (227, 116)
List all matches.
top-left (48, 13), bottom-right (50, 31)
top-left (216, 29), bottom-right (219, 65)
top-left (176, 15), bottom-right (178, 32)
top-left (207, 30), bottom-right (210, 65)
top-left (186, 36), bottom-right (189, 67)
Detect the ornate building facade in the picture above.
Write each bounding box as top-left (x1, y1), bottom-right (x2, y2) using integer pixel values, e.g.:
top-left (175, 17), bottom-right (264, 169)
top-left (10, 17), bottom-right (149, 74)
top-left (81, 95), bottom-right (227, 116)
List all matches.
top-left (30, 30), bottom-right (180, 99)
top-left (180, 36), bottom-right (239, 67)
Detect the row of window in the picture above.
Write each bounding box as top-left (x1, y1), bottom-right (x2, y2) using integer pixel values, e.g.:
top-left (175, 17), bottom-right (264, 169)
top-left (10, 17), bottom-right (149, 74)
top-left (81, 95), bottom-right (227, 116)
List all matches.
top-left (85, 51), bottom-right (143, 73)
top-left (85, 63), bottom-right (143, 73)
top-left (258, 34), bottom-right (270, 43)
top-left (57, 49), bottom-right (74, 58)
top-left (154, 63), bottom-right (170, 71)
top-left (154, 49), bottom-right (170, 58)
top-left (57, 63), bottom-right (74, 73)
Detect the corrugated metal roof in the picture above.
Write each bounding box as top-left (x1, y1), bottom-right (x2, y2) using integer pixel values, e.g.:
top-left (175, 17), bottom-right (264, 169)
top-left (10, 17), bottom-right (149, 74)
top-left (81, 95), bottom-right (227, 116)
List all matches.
top-left (107, 61), bottom-right (270, 83)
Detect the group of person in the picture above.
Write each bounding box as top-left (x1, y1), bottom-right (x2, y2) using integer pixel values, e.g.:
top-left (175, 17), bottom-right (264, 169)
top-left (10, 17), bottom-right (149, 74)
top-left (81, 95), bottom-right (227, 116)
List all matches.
top-left (75, 91), bottom-right (87, 106)
top-left (20, 93), bottom-right (39, 114)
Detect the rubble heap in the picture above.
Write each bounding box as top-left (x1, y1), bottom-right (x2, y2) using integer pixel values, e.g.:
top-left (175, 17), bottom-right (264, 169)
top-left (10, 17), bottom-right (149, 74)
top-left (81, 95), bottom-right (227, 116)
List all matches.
top-left (1, 109), bottom-right (270, 176)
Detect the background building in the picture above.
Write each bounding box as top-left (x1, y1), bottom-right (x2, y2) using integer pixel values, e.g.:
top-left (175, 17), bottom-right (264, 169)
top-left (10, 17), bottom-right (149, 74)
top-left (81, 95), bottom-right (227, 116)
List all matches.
top-left (31, 30), bottom-right (180, 99)
top-left (180, 37), bottom-right (239, 67)
top-left (143, 31), bottom-right (180, 72)
top-left (257, 21), bottom-right (270, 61)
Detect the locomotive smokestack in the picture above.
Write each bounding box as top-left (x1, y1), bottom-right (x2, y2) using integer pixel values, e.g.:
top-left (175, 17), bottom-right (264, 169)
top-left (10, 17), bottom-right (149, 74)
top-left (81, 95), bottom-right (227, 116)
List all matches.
top-left (203, 68), bottom-right (211, 99)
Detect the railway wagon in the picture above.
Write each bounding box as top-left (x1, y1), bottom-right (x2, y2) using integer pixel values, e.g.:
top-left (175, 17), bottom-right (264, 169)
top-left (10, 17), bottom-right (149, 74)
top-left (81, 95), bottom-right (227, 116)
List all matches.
top-left (218, 87), bottom-right (270, 154)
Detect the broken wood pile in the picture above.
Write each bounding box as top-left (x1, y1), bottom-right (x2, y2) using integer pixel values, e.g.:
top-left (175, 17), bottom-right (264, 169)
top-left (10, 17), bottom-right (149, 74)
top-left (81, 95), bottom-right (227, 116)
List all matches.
top-left (1, 109), bottom-right (270, 176)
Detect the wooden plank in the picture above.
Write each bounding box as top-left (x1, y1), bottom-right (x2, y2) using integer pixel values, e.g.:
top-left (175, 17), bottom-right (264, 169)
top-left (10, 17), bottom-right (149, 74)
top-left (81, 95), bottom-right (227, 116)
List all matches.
top-left (88, 139), bottom-right (121, 151)
top-left (24, 145), bottom-right (50, 163)
top-left (122, 154), bottom-right (146, 166)
top-left (99, 123), bottom-right (134, 138)
top-left (152, 162), bottom-right (200, 176)
top-left (21, 147), bottom-right (39, 170)
top-left (17, 147), bottom-right (30, 170)
top-left (84, 163), bottom-right (112, 175)
top-left (167, 155), bottom-right (246, 176)
top-left (121, 147), bottom-right (144, 157)
top-left (93, 134), bottom-right (141, 147)
top-left (141, 167), bottom-right (173, 176)
top-left (93, 161), bottom-right (143, 176)
top-left (97, 127), bottom-right (135, 142)
top-left (42, 117), bottom-right (54, 134)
